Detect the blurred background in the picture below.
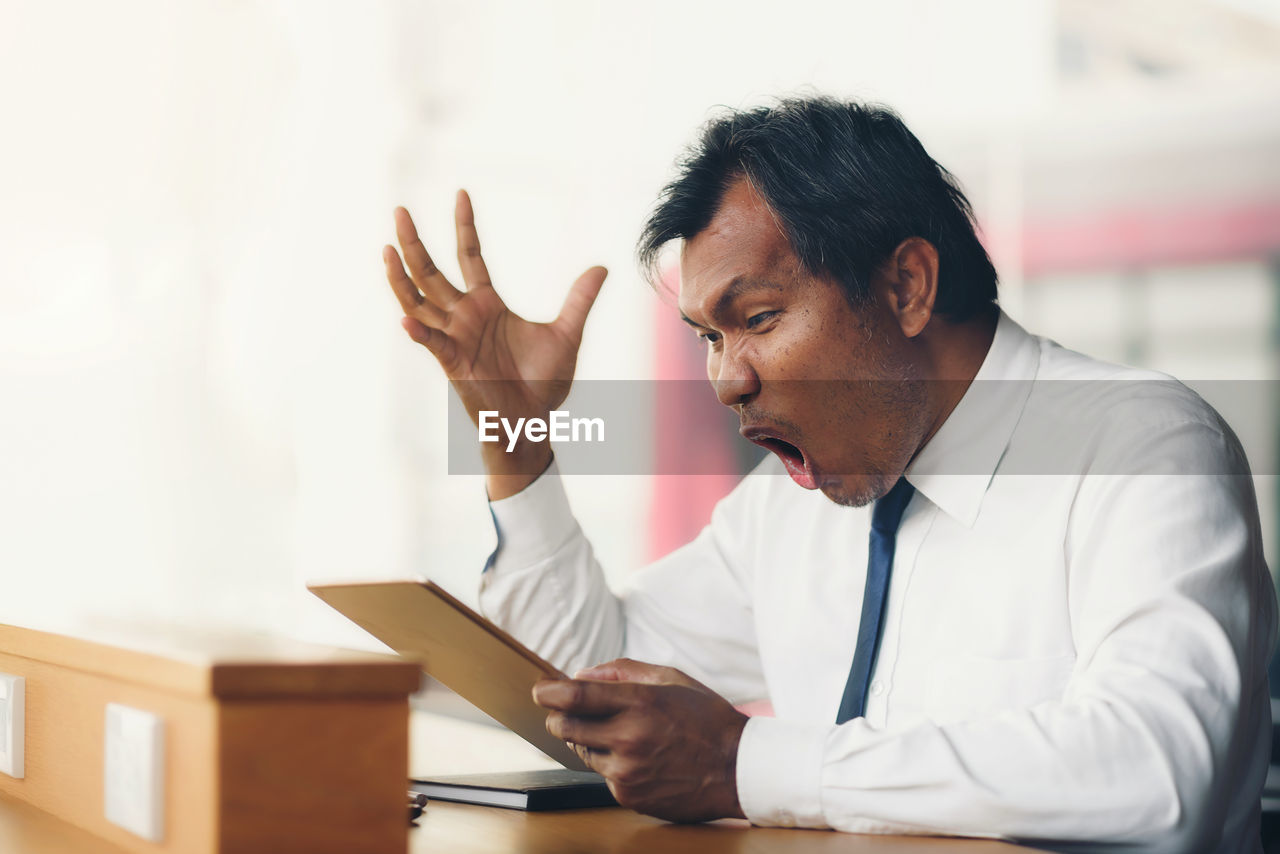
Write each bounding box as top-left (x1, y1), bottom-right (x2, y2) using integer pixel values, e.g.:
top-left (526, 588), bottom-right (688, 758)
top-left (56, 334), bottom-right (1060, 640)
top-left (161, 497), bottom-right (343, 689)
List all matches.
top-left (2, 0), bottom-right (1279, 653)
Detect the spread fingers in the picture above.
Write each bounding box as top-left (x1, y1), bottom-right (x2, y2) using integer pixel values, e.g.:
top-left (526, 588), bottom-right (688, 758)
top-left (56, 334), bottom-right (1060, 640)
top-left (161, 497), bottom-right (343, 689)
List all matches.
top-left (454, 190), bottom-right (493, 291)
top-left (395, 206), bottom-right (463, 306)
top-left (384, 245), bottom-right (446, 327)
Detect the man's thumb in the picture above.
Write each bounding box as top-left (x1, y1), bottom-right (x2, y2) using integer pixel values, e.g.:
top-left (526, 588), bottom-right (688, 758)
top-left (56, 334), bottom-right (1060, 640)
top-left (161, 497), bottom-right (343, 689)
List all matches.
top-left (574, 657), bottom-right (666, 684)
top-left (555, 265), bottom-right (607, 340)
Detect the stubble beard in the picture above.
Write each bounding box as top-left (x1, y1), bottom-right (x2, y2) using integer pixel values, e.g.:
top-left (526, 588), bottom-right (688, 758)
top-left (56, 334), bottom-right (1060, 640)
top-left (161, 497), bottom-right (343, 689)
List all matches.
top-left (822, 471), bottom-right (896, 509)
top-left (822, 325), bottom-right (930, 509)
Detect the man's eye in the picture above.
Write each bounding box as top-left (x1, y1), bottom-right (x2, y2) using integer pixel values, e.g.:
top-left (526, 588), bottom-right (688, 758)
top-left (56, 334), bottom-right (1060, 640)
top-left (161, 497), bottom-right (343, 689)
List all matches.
top-left (697, 330), bottom-right (721, 345)
top-left (746, 311), bottom-right (779, 329)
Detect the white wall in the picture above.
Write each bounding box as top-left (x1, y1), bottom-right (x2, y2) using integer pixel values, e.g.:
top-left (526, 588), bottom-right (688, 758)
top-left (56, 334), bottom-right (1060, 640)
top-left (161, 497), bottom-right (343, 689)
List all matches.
top-left (3, 0), bottom-right (1273, 647)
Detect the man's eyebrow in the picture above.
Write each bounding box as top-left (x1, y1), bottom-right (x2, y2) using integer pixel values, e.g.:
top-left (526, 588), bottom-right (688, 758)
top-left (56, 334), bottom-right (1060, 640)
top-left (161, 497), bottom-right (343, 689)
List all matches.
top-left (680, 276), bottom-right (783, 327)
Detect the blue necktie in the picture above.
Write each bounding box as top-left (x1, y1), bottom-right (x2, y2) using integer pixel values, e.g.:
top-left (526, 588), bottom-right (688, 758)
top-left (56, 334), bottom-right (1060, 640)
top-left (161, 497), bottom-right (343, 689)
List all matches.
top-left (836, 477), bottom-right (916, 724)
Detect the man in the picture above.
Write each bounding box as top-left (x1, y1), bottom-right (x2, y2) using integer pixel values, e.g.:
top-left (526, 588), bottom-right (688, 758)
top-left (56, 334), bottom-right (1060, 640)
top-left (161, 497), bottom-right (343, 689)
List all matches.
top-left (382, 98), bottom-right (1276, 851)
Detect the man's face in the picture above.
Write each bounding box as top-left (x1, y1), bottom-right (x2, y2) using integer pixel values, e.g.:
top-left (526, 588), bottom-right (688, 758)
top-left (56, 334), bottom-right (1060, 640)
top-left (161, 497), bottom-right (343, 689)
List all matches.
top-left (678, 179), bottom-right (930, 507)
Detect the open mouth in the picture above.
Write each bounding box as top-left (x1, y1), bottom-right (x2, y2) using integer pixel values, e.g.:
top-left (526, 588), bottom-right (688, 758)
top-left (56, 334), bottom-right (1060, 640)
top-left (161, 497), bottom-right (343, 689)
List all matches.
top-left (756, 436), bottom-right (804, 465)
top-left (742, 428), bottom-right (818, 490)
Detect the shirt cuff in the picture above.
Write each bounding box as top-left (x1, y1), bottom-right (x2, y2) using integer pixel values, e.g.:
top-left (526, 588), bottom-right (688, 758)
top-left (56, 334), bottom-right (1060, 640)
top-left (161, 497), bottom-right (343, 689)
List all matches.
top-left (487, 459), bottom-right (579, 568)
top-left (736, 716), bottom-right (831, 829)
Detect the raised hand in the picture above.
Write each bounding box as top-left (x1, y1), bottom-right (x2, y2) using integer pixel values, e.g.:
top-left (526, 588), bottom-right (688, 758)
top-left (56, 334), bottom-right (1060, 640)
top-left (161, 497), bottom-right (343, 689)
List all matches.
top-left (383, 191), bottom-right (607, 497)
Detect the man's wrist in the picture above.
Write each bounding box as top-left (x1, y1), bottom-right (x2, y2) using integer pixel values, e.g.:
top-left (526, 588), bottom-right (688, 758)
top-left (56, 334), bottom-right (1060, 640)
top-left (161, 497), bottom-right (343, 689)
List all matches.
top-left (485, 457), bottom-right (581, 572)
top-left (721, 711), bottom-right (750, 819)
top-left (483, 444), bottom-right (553, 501)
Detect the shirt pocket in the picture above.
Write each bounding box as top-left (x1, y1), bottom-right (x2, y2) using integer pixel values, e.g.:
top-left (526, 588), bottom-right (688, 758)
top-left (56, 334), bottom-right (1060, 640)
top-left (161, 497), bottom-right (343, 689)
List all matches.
top-left (927, 653), bottom-right (1076, 725)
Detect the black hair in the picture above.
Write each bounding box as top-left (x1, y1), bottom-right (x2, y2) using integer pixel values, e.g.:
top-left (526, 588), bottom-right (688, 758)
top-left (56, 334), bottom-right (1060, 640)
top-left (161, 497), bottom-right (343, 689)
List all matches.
top-left (637, 97), bottom-right (998, 320)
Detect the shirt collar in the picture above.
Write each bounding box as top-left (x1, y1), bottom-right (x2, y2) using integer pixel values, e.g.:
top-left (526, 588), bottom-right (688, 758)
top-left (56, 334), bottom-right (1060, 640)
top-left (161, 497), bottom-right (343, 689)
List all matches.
top-left (904, 310), bottom-right (1040, 527)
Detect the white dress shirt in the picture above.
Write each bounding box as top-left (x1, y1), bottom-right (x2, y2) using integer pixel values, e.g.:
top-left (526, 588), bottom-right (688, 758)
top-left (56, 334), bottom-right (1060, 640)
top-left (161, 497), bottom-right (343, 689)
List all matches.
top-left (479, 312), bottom-right (1277, 852)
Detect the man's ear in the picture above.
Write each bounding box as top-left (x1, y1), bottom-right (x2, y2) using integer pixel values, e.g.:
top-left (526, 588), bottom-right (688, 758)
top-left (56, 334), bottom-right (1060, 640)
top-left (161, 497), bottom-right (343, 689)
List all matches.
top-left (879, 237), bottom-right (939, 339)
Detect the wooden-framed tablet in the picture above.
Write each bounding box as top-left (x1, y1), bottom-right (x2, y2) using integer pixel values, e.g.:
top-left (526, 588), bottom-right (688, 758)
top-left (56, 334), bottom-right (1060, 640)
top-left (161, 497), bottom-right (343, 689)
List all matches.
top-left (307, 579), bottom-right (589, 771)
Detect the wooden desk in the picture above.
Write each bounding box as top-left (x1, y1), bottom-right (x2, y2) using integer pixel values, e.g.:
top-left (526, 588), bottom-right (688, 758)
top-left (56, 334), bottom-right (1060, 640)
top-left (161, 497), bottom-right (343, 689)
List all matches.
top-left (406, 709), bottom-right (1046, 854)
top-left (0, 793), bottom-right (1045, 854)
top-left (0, 646), bottom-right (1050, 854)
top-left (410, 801), bottom-right (1046, 853)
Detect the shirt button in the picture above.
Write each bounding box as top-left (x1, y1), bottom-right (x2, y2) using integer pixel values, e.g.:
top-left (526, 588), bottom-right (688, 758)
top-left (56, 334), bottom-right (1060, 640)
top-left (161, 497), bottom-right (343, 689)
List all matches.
top-left (870, 681), bottom-right (886, 697)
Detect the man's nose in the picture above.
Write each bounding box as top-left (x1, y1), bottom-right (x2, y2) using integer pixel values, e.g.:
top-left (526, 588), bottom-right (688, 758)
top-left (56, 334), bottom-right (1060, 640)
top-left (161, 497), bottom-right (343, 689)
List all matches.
top-left (712, 351), bottom-right (761, 407)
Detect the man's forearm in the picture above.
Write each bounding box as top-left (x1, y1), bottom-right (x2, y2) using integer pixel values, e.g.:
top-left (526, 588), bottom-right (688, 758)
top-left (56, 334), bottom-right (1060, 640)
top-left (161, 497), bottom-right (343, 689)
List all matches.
top-left (481, 461), bottom-right (627, 676)
top-left (737, 687), bottom-right (1243, 849)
